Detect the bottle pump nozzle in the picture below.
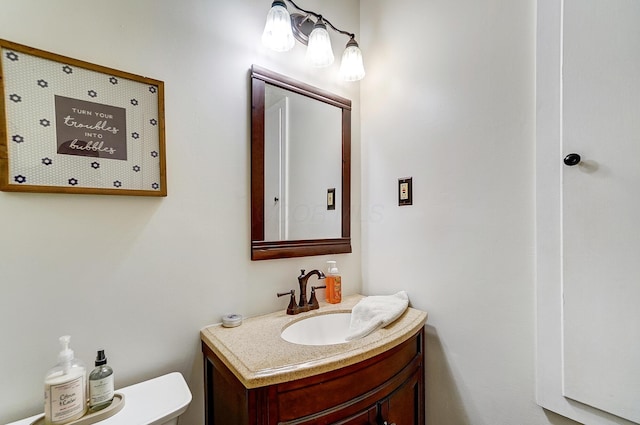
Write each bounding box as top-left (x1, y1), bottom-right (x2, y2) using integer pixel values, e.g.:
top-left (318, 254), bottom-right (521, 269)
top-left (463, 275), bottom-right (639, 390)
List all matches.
top-left (58, 335), bottom-right (74, 374)
top-left (95, 350), bottom-right (107, 366)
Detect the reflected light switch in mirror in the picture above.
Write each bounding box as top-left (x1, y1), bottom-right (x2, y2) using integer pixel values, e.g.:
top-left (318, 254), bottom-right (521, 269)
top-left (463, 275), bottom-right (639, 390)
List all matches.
top-left (327, 188), bottom-right (336, 210)
top-left (399, 177), bottom-right (412, 206)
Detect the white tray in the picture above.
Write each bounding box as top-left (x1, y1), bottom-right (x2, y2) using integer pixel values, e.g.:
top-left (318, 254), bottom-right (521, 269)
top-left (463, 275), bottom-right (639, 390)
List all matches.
top-left (31, 393), bottom-right (124, 425)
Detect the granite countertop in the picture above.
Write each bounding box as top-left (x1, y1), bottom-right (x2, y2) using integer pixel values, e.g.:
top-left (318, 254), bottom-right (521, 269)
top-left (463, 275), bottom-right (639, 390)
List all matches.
top-left (200, 294), bottom-right (428, 389)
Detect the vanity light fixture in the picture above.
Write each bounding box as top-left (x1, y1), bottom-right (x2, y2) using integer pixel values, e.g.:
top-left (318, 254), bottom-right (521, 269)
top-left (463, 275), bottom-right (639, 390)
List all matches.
top-left (261, 0), bottom-right (365, 81)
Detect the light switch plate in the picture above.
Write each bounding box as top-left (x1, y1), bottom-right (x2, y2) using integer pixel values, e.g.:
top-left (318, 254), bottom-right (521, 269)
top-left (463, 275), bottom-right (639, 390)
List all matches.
top-left (398, 177), bottom-right (412, 206)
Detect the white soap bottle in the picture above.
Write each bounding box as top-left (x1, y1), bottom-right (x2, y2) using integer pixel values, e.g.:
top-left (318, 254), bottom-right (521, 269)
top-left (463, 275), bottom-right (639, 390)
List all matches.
top-left (44, 336), bottom-right (87, 425)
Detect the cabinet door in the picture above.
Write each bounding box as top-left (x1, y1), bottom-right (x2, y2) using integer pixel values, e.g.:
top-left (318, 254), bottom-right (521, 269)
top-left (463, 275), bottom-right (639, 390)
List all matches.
top-left (537, 0), bottom-right (640, 423)
top-left (377, 368), bottom-right (423, 425)
top-left (561, 1), bottom-right (640, 422)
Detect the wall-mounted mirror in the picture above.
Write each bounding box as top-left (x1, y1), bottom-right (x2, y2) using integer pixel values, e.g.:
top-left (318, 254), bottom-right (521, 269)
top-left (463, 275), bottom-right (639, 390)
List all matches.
top-left (251, 65), bottom-right (352, 260)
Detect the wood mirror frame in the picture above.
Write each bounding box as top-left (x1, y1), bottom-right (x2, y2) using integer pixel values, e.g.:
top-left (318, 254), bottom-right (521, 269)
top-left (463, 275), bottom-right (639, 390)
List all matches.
top-left (251, 65), bottom-right (352, 260)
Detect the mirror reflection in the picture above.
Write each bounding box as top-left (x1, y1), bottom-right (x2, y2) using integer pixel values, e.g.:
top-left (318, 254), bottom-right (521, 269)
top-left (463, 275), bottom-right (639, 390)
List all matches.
top-left (264, 84), bottom-right (342, 241)
top-left (251, 65), bottom-right (352, 260)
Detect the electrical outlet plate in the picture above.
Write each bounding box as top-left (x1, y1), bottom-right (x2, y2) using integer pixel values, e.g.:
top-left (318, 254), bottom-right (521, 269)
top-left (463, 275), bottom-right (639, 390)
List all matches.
top-left (398, 177), bottom-right (412, 206)
top-left (327, 188), bottom-right (336, 210)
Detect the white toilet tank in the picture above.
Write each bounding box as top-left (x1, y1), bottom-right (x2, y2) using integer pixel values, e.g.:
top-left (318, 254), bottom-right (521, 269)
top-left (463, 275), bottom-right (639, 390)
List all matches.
top-left (8, 372), bottom-right (192, 425)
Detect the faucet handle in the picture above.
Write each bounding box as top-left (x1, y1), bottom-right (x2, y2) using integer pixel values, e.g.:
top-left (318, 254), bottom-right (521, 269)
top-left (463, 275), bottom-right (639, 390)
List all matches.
top-left (309, 285), bottom-right (327, 310)
top-left (277, 290), bottom-right (298, 315)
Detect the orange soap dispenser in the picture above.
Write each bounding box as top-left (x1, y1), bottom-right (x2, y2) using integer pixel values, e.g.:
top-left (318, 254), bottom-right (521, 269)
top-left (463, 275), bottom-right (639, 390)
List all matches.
top-left (325, 260), bottom-right (342, 304)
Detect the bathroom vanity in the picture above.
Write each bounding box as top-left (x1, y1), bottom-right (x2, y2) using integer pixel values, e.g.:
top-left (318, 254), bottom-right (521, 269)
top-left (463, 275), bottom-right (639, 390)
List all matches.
top-left (200, 295), bottom-right (427, 425)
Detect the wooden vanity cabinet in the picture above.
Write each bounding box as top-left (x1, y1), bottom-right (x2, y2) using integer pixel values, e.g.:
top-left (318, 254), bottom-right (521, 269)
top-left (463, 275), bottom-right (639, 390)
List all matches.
top-left (202, 329), bottom-right (424, 425)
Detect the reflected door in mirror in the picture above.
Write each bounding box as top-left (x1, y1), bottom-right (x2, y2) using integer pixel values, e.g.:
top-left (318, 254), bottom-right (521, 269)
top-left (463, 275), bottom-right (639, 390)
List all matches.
top-left (264, 96), bottom-right (288, 241)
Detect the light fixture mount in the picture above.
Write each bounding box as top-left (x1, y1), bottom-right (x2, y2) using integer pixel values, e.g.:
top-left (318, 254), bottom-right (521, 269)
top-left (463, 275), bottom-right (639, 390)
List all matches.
top-left (290, 13), bottom-right (314, 45)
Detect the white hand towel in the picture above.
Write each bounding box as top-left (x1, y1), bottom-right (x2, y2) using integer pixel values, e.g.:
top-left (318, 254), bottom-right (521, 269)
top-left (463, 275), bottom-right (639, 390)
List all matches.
top-left (345, 291), bottom-right (409, 341)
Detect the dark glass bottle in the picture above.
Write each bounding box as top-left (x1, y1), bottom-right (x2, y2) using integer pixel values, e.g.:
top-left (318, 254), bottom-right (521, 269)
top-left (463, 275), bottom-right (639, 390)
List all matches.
top-left (88, 350), bottom-right (114, 412)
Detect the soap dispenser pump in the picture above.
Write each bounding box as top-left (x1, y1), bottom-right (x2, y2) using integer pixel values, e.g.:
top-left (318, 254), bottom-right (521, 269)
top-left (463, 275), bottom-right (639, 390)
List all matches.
top-left (44, 336), bottom-right (87, 425)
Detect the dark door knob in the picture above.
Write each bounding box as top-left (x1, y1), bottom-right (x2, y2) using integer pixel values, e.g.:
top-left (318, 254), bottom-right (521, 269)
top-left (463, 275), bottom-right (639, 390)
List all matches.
top-left (563, 153), bottom-right (581, 166)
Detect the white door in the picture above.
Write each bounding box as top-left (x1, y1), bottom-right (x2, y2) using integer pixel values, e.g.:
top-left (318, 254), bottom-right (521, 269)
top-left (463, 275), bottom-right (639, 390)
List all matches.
top-left (264, 97), bottom-right (288, 241)
top-left (537, 1), bottom-right (640, 424)
top-left (562, 1), bottom-right (640, 422)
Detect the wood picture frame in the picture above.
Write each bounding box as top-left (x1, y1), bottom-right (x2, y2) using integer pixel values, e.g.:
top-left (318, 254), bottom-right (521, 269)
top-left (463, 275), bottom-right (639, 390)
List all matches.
top-left (0, 39), bottom-right (166, 196)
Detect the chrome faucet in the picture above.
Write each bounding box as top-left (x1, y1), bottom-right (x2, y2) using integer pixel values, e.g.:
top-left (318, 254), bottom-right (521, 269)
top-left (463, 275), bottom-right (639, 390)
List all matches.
top-left (297, 269), bottom-right (325, 312)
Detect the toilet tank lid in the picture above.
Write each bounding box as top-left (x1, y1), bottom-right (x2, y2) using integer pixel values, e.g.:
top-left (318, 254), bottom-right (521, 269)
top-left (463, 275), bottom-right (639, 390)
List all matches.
top-left (7, 372), bottom-right (192, 425)
top-left (101, 372), bottom-right (192, 425)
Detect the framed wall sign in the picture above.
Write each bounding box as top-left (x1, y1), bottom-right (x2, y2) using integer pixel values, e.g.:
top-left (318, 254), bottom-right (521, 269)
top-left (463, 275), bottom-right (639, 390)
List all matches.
top-left (0, 39), bottom-right (166, 196)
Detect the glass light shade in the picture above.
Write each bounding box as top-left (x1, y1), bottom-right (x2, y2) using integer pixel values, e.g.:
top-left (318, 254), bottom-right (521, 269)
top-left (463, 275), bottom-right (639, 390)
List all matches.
top-left (340, 40), bottom-right (365, 81)
top-left (305, 22), bottom-right (334, 67)
top-left (262, 2), bottom-right (295, 52)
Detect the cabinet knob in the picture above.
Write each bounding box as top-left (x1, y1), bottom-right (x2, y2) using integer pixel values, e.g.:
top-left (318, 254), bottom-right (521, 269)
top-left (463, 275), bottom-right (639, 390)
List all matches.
top-left (563, 153), bottom-right (581, 166)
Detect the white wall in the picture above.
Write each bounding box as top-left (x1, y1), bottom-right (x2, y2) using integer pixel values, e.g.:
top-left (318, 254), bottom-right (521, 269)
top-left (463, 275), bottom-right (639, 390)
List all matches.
top-left (0, 1), bottom-right (361, 424)
top-left (359, 1), bottom-right (580, 424)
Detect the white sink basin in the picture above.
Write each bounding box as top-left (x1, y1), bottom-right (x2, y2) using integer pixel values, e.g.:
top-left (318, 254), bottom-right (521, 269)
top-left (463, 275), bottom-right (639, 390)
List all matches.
top-left (280, 312), bottom-right (352, 345)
